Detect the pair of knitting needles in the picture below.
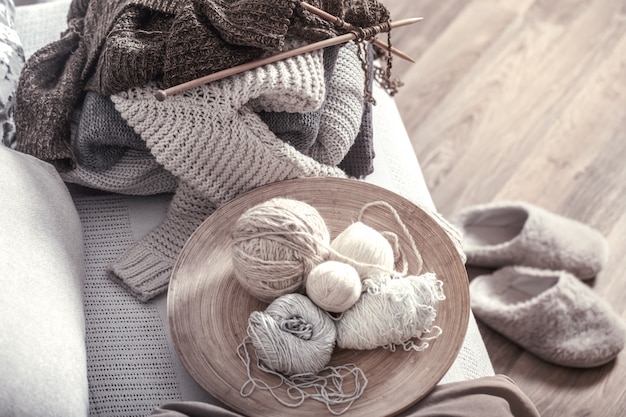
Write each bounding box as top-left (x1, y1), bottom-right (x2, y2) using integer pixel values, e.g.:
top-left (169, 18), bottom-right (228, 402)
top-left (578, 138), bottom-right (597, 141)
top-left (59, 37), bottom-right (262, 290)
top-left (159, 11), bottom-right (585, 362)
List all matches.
top-left (300, 2), bottom-right (416, 63)
top-left (154, 3), bottom-right (422, 101)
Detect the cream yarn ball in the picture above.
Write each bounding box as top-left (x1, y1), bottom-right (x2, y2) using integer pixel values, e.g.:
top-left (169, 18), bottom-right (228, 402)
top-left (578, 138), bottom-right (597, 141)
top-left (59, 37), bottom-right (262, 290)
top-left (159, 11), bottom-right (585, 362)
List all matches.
top-left (330, 222), bottom-right (395, 278)
top-left (231, 197), bottom-right (330, 303)
top-left (306, 260), bottom-right (362, 313)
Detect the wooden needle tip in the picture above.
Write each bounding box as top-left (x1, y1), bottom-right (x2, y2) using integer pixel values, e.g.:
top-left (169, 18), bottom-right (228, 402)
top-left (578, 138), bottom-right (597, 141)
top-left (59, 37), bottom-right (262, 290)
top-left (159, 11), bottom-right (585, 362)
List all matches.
top-left (155, 90), bottom-right (167, 101)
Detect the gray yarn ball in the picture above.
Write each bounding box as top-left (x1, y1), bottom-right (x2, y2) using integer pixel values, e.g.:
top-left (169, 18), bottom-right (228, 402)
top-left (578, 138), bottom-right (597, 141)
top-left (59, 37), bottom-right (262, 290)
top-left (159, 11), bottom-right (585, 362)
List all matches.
top-left (247, 293), bottom-right (337, 376)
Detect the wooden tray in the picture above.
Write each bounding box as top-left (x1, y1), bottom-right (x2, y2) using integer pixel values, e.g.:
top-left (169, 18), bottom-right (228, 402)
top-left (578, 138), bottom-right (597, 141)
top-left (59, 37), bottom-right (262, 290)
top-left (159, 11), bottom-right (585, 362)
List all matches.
top-left (168, 178), bottom-right (469, 416)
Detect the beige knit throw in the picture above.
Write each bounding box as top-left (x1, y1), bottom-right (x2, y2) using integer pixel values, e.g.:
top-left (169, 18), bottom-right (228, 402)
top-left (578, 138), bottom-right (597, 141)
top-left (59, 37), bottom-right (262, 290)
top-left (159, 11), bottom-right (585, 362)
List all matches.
top-left (109, 48), bottom-right (349, 301)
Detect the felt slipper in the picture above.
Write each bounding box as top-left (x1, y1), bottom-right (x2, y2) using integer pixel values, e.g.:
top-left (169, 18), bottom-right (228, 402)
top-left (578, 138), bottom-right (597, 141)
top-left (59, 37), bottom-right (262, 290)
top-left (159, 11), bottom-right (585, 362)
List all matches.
top-left (470, 266), bottom-right (626, 368)
top-left (453, 201), bottom-right (609, 279)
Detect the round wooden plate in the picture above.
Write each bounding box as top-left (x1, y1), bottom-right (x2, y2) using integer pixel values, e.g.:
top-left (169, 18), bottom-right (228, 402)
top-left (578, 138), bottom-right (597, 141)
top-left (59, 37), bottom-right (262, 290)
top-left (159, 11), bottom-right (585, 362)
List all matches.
top-left (168, 178), bottom-right (469, 417)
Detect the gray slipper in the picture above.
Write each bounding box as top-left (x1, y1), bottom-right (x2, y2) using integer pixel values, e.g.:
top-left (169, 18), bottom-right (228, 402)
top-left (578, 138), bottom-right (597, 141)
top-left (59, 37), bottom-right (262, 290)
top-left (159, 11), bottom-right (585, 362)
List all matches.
top-left (470, 266), bottom-right (626, 368)
top-left (454, 201), bottom-right (609, 279)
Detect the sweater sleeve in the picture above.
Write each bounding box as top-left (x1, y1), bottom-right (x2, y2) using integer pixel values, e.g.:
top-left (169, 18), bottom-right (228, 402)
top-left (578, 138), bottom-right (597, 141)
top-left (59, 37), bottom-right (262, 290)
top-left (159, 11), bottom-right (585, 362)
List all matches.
top-left (107, 181), bottom-right (218, 302)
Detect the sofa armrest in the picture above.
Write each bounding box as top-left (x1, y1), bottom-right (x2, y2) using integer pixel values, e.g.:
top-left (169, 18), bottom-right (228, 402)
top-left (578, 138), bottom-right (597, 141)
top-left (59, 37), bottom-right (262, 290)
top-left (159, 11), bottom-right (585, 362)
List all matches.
top-left (0, 145), bottom-right (88, 417)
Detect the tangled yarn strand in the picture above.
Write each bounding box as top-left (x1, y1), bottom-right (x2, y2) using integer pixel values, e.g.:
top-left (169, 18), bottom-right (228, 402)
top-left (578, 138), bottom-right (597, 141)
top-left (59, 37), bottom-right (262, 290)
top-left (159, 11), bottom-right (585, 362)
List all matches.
top-left (238, 293), bottom-right (368, 414)
top-left (358, 200), bottom-right (424, 275)
top-left (237, 338), bottom-right (368, 415)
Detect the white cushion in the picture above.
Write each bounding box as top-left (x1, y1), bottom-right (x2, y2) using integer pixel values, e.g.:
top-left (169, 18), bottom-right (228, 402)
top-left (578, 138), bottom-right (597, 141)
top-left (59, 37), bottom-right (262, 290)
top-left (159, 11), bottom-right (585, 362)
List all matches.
top-left (0, 145), bottom-right (88, 417)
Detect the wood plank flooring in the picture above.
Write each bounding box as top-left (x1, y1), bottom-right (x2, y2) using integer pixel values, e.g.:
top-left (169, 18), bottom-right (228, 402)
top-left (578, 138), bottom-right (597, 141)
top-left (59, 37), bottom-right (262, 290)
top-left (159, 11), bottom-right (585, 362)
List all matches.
top-left (382, 0), bottom-right (626, 416)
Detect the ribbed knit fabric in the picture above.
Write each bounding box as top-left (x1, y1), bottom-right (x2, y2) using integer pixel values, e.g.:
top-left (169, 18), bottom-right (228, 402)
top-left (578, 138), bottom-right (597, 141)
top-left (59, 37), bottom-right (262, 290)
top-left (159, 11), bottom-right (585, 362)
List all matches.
top-left (339, 42), bottom-right (375, 178)
top-left (109, 50), bottom-right (347, 301)
top-left (259, 45), bottom-right (339, 155)
top-left (62, 93), bottom-right (178, 195)
top-left (260, 41), bottom-right (365, 168)
top-left (107, 182), bottom-right (213, 301)
top-left (306, 41), bottom-right (364, 165)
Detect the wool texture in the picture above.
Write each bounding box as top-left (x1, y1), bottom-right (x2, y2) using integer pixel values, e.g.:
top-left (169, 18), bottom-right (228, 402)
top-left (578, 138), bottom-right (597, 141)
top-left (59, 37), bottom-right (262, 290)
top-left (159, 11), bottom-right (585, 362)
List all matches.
top-left (339, 42), bottom-right (375, 178)
top-left (470, 266), bottom-right (626, 368)
top-left (109, 50), bottom-right (347, 301)
top-left (246, 293), bottom-right (337, 376)
top-left (231, 197), bottom-right (331, 303)
top-left (60, 149), bottom-right (178, 196)
top-left (261, 42), bottom-right (364, 168)
top-left (259, 46), bottom-right (340, 157)
top-left (13, 0), bottom-right (389, 169)
top-left (454, 201), bottom-right (609, 279)
top-left (71, 92), bottom-right (146, 171)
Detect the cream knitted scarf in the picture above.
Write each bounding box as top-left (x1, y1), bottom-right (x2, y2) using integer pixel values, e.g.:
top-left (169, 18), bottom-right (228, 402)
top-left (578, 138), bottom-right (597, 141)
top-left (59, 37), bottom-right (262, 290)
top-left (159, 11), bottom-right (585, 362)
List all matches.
top-left (108, 48), bottom-right (348, 301)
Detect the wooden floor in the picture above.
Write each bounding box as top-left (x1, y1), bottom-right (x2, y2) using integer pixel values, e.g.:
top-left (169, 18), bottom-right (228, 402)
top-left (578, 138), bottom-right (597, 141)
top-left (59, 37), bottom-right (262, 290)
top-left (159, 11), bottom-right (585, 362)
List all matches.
top-left (383, 0), bottom-right (626, 416)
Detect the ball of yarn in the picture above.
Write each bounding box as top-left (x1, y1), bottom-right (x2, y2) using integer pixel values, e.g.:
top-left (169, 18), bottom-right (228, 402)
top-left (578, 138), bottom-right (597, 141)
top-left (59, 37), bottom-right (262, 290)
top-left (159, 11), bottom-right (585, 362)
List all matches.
top-left (306, 260), bottom-right (362, 313)
top-left (336, 272), bottom-right (445, 350)
top-left (231, 197), bottom-right (330, 303)
top-left (330, 222), bottom-right (395, 278)
top-left (247, 293), bottom-right (337, 376)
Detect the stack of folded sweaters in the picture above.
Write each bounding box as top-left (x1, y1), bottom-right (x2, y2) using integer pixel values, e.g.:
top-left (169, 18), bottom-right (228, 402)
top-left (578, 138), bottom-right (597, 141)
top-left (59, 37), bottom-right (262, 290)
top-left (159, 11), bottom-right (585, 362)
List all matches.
top-left (13, 0), bottom-right (391, 302)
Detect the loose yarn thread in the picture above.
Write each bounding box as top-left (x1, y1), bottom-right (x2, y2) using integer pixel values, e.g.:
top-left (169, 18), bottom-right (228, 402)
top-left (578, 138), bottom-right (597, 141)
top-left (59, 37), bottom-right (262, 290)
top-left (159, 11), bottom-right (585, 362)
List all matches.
top-left (357, 200), bottom-right (424, 276)
top-left (239, 293), bottom-right (368, 415)
top-left (336, 272), bottom-right (445, 351)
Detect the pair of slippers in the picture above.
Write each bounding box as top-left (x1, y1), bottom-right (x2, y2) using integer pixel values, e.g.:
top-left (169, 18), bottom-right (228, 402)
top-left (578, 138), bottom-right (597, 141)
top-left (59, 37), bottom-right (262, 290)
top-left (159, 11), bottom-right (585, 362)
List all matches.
top-left (453, 201), bottom-right (626, 368)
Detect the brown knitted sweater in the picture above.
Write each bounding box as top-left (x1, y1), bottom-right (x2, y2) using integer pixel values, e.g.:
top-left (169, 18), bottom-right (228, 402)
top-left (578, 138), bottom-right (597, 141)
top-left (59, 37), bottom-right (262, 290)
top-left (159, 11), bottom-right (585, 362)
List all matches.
top-left (14, 0), bottom-right (389, 170)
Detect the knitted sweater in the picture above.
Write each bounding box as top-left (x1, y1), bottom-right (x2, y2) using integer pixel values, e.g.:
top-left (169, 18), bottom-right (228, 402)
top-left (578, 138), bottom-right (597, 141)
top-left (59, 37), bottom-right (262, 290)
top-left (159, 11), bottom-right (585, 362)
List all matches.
top-left (108, 49), bottom-right (348, 301)
top-left (64, 41), bottom-right (370, 195)
top-left (260, 42), bottom-right (366, 168)
top-left (14, 0), bottom-right (389, 169)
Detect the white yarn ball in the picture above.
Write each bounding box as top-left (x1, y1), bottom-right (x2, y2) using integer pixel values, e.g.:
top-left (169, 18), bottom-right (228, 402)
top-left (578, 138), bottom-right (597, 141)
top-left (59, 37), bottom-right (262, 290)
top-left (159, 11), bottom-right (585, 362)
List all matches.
top-left (231, 197), bottom-right (330, 303)
top-left (306, 260), bottom-right (362, 313)
top-left (330, 222), bottom-right (395, 278)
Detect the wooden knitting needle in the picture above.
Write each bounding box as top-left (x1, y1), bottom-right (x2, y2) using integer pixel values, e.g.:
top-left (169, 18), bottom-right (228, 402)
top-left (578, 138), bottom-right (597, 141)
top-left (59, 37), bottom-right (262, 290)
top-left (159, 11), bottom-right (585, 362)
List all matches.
top-left (300, 2), bottom-right (416, 63)
top-left (155, 17), bottom-right (422, 101)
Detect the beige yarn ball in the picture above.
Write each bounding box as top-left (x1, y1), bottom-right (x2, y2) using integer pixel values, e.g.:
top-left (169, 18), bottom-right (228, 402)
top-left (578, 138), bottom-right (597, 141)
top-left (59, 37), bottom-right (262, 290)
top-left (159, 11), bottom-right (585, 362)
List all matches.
top-left (231, 197), bottom-right (330, 303)
top-left (330, 222), bottom-right (395, 278)
top-left (306, 260), bottom-right (362, 313)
